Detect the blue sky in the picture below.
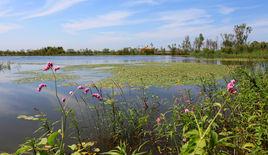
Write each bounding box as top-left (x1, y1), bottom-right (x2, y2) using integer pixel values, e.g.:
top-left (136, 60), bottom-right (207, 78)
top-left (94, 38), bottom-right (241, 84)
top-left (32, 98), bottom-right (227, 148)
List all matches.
top-left (0, 0), bottom-right (267, 50)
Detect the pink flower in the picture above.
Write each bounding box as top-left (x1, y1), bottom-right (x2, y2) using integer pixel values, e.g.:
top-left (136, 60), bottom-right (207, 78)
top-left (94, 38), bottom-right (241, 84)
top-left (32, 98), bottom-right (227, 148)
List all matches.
top-left (227, 80), bottom-right (237, 94)
top-left (47, 62), bottom-right (53, 68)
top-left (43, 65), bottom-right (50, 71)
top-left (69, 91), bottom-right (74, 95)
top-left (61, 97), bottom-right (66, 103)
top-left (229, 88), bottom-right (237, 94)
top-left (43, 62), bottom-right (53, 71)
top-left (54, 66), bottom-right (60, 72)
top-left (184, 108), bottom-right (190, 113)
top-left (92, 93), bottom-right (102, 100)
top-left (37, 83), bottom-right (47, 92)
top-left (156, 117), bottom-right (161, 125)
top-left (77, 85), bottom-right (85, 90)
top-left (230, 79), bottom-right (237, 84)
top-left (84, 88), bottom-right (90, 94)
top-left (183, 138), bottom-right (187, 143)
top-left (227, 82), bottom-right (234, 90)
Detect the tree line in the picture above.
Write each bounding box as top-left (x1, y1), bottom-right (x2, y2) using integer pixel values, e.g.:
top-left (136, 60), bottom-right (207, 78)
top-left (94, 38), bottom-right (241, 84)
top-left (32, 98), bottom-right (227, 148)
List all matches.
top-left (1, 23), bottom-right (268, 57)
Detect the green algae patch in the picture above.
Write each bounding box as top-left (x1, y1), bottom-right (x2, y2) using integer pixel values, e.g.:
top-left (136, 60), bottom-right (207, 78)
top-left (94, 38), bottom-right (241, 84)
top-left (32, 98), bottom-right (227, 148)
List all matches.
top-left (15, 71), bottom-right (79, 83)
top-left (97, 62), bottom-right (233, 87)
top-left (62, 64), bottom-right (123, 71)
top-left (15, 62), bottom-right (232, 86)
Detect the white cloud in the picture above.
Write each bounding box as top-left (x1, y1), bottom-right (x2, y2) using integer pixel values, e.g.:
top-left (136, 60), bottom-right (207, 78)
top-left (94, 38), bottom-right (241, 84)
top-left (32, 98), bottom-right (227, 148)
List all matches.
top-left (125, 0), bottom-right (163, 6)
top-left (69, 8), bottom-right (220, 49)
top-left (23, 0), bottom-right (86, 19)
top-left (0, 0), bottom-right (14, 17)
top-left (83, 9), bottom-right (229, 49)
top-left (0, 24), bottom-right (20, 33)
top-left (252, 18), bottom-right (268, 27)
top-left (0, 0), bottom-right (9, 6)
top-left (0, 9), bottom-right (12, 17)
top-left (83, 25), bottom-right (232, 50)
top-left (157, 9), bottom-right (211, 29)
top-left (218, 5), bottom-right (237, 15)
top-left (63, 11), bottom-right (134, 33)
top-left (249, 18), bottom-right (268, 41)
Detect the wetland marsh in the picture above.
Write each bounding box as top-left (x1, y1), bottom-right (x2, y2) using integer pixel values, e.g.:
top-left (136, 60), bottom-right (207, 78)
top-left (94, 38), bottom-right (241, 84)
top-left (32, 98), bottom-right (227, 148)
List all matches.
top-left (0, 56), bottom-right (267, 153)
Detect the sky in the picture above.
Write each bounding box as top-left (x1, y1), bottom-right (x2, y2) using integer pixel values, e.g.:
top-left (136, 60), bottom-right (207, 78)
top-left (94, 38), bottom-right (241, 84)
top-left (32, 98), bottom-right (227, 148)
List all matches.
top-left (0, 0), bottom-right (267, 50)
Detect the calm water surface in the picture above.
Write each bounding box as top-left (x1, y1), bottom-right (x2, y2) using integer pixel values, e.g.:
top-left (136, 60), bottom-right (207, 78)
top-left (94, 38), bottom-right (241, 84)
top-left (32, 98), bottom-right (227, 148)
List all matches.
top-left (0, 56), bottom-right (267, 152)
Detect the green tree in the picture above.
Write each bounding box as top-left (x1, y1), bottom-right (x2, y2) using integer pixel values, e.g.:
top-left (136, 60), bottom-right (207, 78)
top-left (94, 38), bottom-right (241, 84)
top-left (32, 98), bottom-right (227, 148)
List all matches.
top-left (182, 36), bottom-right (192, 52)
top-left (221, 33), bottom-right (235, 48)
top-left (168, 44), bottom-right (178, 55)
top-left (205, 39), bottom-right (218, 51)
top-left (234, 23), bottom-right (252, 46)
top-left (193, 33), bottom-right (205, 51)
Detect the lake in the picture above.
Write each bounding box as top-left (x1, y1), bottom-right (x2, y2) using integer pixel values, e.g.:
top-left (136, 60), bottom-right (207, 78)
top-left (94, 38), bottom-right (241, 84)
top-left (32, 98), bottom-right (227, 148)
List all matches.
top-left (0, 56), bottom-right (267, 152)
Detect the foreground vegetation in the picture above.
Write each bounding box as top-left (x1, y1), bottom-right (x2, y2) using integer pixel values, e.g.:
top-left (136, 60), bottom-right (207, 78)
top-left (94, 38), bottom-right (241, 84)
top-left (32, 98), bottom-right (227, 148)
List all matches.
top-left (1, 24), bottom-right (268, 59)
top-left (1, 61), bottom-right (268, 155)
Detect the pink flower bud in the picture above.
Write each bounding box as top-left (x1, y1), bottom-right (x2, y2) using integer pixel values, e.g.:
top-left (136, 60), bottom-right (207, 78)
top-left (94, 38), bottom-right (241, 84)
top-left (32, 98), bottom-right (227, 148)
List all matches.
top-left (77, 85), bottom-right (85, 90)
top-left (61, 97), bottom-right (66, 103)
top-left (43, 62), bottom-right (53, 71)
top-left (84, 88), bottom-right (90, 94)
top-left (227, 80), bottom-right (237, 94)
top-left (43, 65), bottom-right (50, 71)
top-left (69, 91), bottom-right (74, 95)
top-left (47, 62), bottom-right (53, 68)
top-left (230, 79), bottom-right (237, 84)
top-left (54, 66), bottom-right (60, 72)
top-left (92, 93), bottom-right (102, 100)
top-left (37, 83), bottom-right (47, 92)
top-left (156, 117), bottom-right (161, 125)
top-left (184, 108), bottom-right (190, 113)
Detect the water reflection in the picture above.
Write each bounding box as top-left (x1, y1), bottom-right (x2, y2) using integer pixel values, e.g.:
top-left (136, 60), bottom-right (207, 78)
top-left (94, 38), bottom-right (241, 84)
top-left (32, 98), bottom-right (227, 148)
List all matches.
top-left (0, 81), bottom-right (202, 152)
top-left (0, 82), bottom-right (61, 152)
top-left (0, 61), bottom-right (11, 72)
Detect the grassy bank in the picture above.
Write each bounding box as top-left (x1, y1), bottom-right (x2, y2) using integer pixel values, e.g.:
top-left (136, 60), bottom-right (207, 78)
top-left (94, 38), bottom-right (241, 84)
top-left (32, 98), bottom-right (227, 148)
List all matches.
top-left (191, 50), bottom-right (268, 59)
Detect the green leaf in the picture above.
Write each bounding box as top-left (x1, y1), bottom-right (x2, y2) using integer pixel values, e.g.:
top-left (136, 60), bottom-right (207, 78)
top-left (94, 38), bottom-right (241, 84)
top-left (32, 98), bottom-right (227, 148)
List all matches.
top-left (185, 129), bottom-right (199, 137)
top-left (15, 145), bottom-right (32, 155)
top-left (47, 132), bottom-right (59, 146)
top-left (94, 148), bottom-right (100, 152)
top-left (213, 102), bottom-right (222, 108)
top-left (210, 131), bottom-right (218, 148)
top-left (248, 115), bottom-right (257, 122)
top-left (37, 151), bottom-right (49, 155)
top-left (71, 152), bottom-right (81, 155)
top-left (38, 138), bottom-right (48, 145)
top-left (68, 144), bottom-right (77, 151)
top-left (242, 143), bottom-right (255, 151)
